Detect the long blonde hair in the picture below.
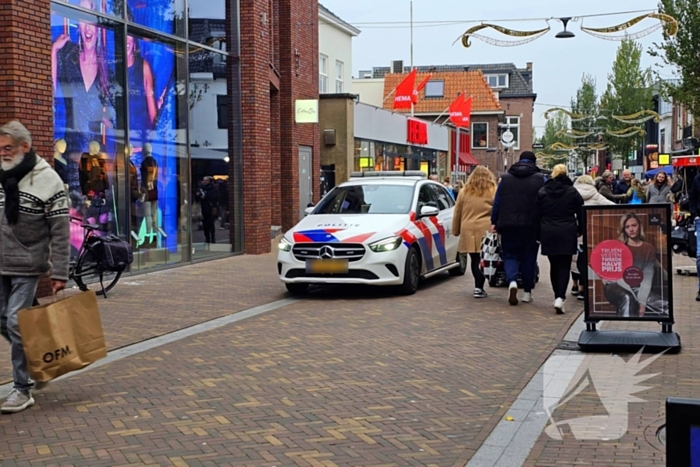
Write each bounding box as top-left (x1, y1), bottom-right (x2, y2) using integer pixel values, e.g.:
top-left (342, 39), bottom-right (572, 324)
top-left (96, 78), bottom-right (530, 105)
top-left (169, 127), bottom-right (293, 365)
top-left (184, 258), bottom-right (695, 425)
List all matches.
top-left (462, 166), bottom-right (496, 198)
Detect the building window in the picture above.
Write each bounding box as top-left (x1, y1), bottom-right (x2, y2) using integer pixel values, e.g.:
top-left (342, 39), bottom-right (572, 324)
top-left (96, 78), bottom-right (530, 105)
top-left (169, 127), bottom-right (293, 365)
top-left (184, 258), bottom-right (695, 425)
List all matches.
top-left (424, 80), bottom-right (444, 98)
top-left (217, 95), bottom-right (228, 129)
top-left (485, 74), bottom-right (508, 89)
top-left (500, 116), bottom-right (520, 149)
top-left (335, 60), bottom-right (344, 93)
top-left (319, 54), bottom-right (329, 93)
top-left (472, 123), bottom-right (489, 148)
top-left (660, 128), bottom-right (666, 153)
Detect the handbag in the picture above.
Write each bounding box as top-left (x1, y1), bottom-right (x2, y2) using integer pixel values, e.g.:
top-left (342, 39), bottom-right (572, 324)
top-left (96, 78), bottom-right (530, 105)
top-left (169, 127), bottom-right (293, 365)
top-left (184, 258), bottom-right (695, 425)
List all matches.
top-left (480, 231), bottom-right (501, 279)
top-left (629, 190), bottom-right (642, 205)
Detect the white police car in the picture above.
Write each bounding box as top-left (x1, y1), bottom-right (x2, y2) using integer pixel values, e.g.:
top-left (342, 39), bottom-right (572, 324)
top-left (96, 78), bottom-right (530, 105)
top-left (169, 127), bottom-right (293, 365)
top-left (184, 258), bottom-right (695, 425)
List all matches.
top-left (277, 171), bottom-right (466, 295)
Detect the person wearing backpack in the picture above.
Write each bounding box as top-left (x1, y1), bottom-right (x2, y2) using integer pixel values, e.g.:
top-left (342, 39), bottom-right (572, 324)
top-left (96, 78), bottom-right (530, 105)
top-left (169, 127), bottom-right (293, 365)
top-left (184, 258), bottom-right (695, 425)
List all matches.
top-left (0, 122), bottom-right (69, 413)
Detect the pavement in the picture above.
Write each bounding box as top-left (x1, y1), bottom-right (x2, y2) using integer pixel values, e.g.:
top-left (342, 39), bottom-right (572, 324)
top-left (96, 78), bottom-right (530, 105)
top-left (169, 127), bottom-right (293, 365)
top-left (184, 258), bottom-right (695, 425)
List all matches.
top-left (0, 245), bottom-right (695, 466)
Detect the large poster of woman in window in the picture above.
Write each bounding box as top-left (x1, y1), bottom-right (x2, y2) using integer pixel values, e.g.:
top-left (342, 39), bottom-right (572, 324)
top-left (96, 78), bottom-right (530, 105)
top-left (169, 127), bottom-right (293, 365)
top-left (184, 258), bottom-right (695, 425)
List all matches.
top-left (51, 0), bottom-right (121, 256)
top-left (584, 205), bottom-right (673, 322)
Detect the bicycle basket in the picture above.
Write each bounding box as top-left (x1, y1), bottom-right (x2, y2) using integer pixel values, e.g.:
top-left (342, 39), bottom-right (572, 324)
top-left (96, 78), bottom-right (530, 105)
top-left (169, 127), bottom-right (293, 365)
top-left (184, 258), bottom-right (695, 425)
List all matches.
top-left (90, 235), bottom-right (134, 272)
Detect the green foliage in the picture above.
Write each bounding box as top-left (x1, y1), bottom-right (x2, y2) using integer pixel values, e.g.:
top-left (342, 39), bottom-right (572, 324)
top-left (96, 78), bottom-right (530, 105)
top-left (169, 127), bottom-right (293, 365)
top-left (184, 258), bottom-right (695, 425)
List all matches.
top-left (600, 39), bottom-right (653, 160)
top-left (570, 74), bottom-right (600, 167)
top-left (652, 0), bottom-right (700, 119)
top-left (538, 113), bottom-right (571, 168)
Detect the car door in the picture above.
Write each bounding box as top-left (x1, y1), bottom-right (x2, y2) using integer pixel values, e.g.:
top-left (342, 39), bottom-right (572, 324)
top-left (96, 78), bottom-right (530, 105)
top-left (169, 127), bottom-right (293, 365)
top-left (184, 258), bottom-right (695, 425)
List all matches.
top-left (415, 184), bottom-right (441, 272)
top-left (428, 183), bottom-right (455, 268)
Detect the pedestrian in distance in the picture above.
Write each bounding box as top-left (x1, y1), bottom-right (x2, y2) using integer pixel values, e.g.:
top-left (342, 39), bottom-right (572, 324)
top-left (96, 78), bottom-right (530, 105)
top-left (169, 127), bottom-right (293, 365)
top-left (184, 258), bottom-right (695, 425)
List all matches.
top-left (646, 171), bottom-right (672, 204)
top-left (490, 151), bottom-right (545, 306)
top-left (452, 166), bottom-right (496, 298)
top-left (597, 170), bottom-right (628, 204)
top-left (687, 170), bottom-right (700, 301)
top-left (0, 121), bottom-right (70, 413)
top-left (534, 164), bottom-right (584, 314)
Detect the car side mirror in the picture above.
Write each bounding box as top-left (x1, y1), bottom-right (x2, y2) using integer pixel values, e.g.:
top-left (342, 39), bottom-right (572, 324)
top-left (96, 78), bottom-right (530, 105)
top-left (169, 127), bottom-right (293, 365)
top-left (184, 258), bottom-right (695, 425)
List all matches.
top-left (419, 205), bottom-right (439, 218)
top-left (304, 206), bottom-right (315, 216)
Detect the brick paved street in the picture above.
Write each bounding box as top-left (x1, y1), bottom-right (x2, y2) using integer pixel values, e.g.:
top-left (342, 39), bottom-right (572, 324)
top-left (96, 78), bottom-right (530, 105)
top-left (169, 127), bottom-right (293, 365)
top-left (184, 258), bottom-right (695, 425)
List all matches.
top-left (0, 252), bottom-right (579, 466)
top-left (524, 256), bottom-right (698, 467)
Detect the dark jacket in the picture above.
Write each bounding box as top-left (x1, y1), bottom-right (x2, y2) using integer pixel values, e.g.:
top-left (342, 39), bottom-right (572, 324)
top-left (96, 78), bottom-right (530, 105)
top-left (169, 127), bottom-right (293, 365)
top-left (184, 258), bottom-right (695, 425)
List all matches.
top-left (690, 173), bottom-right (700, 216)
top-left (534, 175), bottom-right (584, 256)
top-left (491, 161), bottom-right (545, 232)
top-left (613, 179), bottom-right (631, 196)
top-left (598, 181), bottom-right (627, 203)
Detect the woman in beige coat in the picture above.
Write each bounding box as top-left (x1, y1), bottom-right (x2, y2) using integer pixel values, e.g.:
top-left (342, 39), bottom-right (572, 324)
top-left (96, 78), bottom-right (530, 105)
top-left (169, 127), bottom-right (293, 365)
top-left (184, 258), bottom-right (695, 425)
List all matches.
top-left (452, 166), bottom-right (497, 298)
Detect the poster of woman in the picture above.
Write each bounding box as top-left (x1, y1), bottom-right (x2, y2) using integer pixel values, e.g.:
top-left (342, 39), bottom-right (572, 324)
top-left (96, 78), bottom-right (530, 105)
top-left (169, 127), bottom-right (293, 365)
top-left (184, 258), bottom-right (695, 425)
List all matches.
top-left (584, 205), bottom-right (673, 321)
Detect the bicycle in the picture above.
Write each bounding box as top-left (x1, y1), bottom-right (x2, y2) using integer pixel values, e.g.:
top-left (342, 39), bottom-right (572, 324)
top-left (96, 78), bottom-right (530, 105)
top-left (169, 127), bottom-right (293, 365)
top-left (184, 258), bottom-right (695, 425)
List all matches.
top-left (68, 216), bottom-right (122, 297)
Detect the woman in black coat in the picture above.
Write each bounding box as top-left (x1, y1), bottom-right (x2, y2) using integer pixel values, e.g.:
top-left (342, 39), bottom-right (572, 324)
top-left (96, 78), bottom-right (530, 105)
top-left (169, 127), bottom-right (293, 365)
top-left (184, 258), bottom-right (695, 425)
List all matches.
top-left (534, 164), bottom-right (584, 314)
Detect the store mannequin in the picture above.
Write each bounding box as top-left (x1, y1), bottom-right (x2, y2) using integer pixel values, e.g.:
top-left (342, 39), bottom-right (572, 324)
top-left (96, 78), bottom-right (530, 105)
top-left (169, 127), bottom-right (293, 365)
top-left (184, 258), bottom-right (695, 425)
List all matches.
top-left (85, 140), bottom-right (106, 197)
top-left (140, 143), bottom-right (159, 241)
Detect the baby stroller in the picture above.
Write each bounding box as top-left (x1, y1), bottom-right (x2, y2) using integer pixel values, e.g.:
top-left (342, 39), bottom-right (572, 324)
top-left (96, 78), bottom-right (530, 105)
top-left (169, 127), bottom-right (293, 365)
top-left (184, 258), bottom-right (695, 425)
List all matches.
top-left (480, 232), bottom-right (540, 289)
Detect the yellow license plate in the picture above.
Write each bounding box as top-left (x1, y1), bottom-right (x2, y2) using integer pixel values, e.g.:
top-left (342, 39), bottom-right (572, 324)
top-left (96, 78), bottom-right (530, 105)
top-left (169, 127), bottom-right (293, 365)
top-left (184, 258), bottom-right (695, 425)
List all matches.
top-left (306, 259), bottom-right (349, 274)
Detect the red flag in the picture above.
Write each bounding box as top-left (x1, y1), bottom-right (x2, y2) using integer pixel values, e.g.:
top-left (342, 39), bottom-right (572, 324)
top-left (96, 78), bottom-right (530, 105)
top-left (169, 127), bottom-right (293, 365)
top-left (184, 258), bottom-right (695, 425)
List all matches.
top-left (412, 74), bottom-right (432, 104)
top-left (393, 69), bottom-right (417, 110)
top-left (449, 95), bottom-right (472, 128)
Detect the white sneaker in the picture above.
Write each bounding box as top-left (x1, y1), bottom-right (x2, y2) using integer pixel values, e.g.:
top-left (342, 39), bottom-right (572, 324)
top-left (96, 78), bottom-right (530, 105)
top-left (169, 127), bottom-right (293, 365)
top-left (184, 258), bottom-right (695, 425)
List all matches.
top-left (508, 281), bottom-right (518, 305)
top-left (1, 389), bottom-right (34, 413)
top-left (522, 292), bottom-right (533, 303)
top-left (554, 298), bottom-right (565, 314)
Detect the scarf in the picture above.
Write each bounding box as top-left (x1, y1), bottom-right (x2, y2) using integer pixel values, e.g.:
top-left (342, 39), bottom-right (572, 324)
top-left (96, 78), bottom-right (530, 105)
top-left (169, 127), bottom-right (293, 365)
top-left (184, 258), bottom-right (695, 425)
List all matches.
top-left (0, 150), bottom-right (37, 225)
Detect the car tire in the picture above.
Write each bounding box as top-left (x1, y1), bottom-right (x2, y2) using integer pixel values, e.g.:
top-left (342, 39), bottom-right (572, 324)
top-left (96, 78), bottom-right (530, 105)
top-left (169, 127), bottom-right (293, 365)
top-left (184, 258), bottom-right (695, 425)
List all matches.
top-left (398, 246), bottom-right (421, 295)
top-left (449, 253), bottom-right (467, 276)
top-left (285, 283), bottom-right (309, 295)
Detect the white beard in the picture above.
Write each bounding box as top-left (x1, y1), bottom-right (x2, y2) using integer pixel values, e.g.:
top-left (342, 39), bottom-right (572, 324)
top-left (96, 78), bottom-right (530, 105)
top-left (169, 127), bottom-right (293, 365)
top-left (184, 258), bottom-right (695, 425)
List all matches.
top-left (1, 157), bottom-right (23, 172)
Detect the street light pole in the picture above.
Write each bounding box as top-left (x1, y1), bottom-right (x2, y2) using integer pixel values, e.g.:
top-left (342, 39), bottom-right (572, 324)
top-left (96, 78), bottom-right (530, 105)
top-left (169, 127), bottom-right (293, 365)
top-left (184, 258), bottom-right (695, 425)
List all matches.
top-left (410, 1), bottom-right (414, 118)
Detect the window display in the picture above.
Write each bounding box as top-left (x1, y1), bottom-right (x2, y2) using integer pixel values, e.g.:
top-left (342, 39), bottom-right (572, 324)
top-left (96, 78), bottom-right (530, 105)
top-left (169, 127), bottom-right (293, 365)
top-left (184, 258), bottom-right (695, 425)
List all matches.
top-left (127, 0), bottom-right (185, 37)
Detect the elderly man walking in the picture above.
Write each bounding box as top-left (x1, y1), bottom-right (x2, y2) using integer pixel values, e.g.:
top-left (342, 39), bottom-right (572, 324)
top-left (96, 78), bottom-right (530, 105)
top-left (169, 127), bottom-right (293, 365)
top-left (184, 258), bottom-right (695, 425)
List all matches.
top-left (0, 121), bottom-right (69, 413)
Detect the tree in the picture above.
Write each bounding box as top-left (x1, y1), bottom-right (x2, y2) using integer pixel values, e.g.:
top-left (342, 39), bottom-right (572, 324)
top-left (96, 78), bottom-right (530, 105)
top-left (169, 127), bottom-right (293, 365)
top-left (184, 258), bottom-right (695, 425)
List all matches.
top-left (538, 113), bottom-right (571, 168)
top-left (651, 0), bottom-right (700, 120)
top-left (570, 74), bottom-right (599, 169)
top-left (600, 39), bottom-right (653, 161)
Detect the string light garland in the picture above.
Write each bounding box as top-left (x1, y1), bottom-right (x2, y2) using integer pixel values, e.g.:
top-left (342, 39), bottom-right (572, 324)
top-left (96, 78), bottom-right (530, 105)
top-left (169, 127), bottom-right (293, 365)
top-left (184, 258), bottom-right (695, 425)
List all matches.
top-left (457, 11), bottom-right (677, 48)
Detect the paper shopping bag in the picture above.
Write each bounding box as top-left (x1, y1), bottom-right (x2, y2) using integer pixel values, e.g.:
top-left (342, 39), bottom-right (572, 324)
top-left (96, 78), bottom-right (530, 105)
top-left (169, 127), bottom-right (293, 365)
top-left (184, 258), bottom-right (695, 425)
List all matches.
top-left (18, 291), bottom-right (107, 383)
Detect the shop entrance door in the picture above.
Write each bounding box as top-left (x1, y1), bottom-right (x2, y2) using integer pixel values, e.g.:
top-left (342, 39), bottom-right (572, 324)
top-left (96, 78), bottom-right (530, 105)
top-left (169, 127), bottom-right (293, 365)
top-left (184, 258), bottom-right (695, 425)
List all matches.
top-left (299, 146), bottom-right (313, 218)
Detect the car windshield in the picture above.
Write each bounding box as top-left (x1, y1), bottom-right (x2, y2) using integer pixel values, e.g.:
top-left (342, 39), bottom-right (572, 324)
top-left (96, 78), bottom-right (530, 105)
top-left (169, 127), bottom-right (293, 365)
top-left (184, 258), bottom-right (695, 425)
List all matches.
top-left (313, 184), bottom-right (413, 215)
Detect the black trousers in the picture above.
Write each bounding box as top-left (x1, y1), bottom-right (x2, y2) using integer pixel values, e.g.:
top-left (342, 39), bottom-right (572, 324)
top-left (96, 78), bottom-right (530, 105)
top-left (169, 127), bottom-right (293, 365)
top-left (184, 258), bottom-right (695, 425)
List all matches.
top-left (202, 214), bottom-right (216, 243)
top-left (468, 253), bottom-right (485, 289)
top-left (548, 255), bottom-right (572, 300)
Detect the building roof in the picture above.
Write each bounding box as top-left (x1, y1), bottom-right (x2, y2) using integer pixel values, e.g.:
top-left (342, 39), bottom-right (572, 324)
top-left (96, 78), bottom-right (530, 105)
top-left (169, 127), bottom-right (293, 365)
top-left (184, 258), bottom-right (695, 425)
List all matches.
top-left (372, 62), bottom-right (536, 99)
top-left (382, 70), bottom-right (502, 114)
top-left (319, 4), bottom-right (361, 36)
top-left (188, 19), bottom-right (227, 79)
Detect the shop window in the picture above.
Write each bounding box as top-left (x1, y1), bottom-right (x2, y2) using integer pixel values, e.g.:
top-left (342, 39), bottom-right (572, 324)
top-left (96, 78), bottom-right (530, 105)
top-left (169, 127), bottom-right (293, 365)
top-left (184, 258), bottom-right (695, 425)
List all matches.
top-left (61, 0), bottom-right (120, 16)
top-left (51, 6), bottom-right (126, 260)
top-left (424, 80), bottom-right (444, 98)
top-left (188, 0), bottom-right (226, 45)
top-left (126, 0), bottom-right (186, 37)
top-left (472, 123), bottom-right (489, 148)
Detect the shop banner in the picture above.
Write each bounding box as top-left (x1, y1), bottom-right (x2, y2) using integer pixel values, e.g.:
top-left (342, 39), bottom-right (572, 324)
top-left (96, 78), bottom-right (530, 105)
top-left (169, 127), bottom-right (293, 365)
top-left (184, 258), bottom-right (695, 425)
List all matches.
top-left (583, 204), bottom-right (673, 323)
top-left (393, 69), bottom-right (417, 110)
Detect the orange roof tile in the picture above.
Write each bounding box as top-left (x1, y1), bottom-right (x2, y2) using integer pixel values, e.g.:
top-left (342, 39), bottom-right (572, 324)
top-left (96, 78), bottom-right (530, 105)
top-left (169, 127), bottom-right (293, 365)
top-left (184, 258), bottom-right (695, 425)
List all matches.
top-left (382, 70), bottom-right (502, 114)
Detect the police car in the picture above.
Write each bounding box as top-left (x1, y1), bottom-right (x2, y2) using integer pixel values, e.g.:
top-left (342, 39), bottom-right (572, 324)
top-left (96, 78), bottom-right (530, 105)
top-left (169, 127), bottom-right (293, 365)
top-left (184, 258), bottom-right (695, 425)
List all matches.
top-left (277, 171), bottom-right (466, 295)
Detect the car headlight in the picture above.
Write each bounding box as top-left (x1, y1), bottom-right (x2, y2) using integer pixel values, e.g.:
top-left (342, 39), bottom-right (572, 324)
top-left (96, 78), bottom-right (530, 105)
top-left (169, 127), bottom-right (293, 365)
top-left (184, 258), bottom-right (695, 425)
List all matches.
top-left (369, 236), bottom-right (403, 253)
top-left (278, 237), bottom-right (292, 252)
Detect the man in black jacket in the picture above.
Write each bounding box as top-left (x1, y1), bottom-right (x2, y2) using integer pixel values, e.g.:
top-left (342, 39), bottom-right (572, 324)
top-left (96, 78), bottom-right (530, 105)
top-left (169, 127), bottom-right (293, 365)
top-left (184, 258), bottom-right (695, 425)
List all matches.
top-left (688, 171), bottom-right (700, 301)
top-left (196, 176), bottom-right (219, 244)
top-left (491, 151), bottom-right (545, 306)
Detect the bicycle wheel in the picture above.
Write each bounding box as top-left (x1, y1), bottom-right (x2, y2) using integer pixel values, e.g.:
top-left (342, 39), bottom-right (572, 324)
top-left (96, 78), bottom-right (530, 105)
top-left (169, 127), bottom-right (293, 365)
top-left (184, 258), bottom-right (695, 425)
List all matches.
top-left (72, 248), bottom-right (122, 295)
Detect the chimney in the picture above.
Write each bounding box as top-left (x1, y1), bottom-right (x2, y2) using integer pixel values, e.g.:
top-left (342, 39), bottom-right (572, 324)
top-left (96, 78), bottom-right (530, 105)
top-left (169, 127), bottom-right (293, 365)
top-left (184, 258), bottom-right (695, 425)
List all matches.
top-left (526, 62), bottom-right (532, 71)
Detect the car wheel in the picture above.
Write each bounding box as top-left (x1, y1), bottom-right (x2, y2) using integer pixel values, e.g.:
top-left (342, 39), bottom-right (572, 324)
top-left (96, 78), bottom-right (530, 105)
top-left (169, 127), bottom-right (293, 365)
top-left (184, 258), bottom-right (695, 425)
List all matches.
top-left (449, 253), bottom-right (467, 276)
top-left (285, 283), bottom-right (309, 295)
top-left (398, 246), bottom-right (421, 295)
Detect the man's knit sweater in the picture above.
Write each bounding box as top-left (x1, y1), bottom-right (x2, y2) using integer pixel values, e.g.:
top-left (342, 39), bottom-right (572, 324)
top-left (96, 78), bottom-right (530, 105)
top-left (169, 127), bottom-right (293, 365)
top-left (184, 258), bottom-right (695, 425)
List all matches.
top-left (0, 154), bottom-right (70, 281)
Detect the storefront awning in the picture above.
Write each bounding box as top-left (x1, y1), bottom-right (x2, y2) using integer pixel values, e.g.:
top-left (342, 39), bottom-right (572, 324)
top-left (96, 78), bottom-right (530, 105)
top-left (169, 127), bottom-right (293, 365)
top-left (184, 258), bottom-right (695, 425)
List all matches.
top-left (459, 152), bottom-right (480, 166)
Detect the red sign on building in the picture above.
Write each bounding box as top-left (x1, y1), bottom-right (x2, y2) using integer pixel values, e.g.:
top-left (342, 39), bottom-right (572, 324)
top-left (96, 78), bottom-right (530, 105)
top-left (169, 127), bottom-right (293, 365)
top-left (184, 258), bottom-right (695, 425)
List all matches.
top-left (407, 119), bottom-right (428, 145)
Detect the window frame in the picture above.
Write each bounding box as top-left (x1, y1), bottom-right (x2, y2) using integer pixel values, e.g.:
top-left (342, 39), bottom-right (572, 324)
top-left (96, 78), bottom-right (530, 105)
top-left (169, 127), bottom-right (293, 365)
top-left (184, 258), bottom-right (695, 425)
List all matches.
top-left (424, 80), bottom-right (445, 98)
top-left (335, 60), bottom-right (344, 93)
top-left (216, 95), bottom-right (228, 129)
top-left (485, 73), bottom-right (509, 89)
top-left (319, 54), bottom-right (329, 93)
top-left (472, 122), bottom-right (489, 149)
top-left (502, 116), bottom-right (520, 150)
top-left (430, 184), bottom-right (454, 210)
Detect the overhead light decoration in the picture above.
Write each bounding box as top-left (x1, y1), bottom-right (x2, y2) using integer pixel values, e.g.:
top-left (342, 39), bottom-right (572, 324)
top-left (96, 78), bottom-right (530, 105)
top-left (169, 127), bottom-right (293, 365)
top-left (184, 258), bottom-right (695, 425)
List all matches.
top-left (457, 11), bottom-right (677, 48)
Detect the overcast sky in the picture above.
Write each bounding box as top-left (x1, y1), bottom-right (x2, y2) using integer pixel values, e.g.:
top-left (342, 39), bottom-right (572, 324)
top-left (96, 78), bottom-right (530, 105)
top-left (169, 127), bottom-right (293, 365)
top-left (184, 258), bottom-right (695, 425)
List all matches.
top-left (319, 0), bottom-right (671, 134)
